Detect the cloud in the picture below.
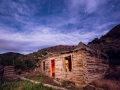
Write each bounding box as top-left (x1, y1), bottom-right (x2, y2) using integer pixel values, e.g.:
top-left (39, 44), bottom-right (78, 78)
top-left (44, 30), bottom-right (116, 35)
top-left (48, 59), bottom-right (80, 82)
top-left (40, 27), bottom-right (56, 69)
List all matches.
top-left (0, 23), bottom-right (109, 54)
top-left (0, 0), bottom-right (120, 54)
top-left (66, 0), bottom-right (107, 17)
top-left (85, 0), bottom-right (99, 13)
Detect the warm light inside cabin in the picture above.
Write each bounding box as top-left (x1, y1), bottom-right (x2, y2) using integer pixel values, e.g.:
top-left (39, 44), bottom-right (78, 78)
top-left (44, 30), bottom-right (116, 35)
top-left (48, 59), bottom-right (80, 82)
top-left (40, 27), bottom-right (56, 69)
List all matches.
top-left (51, 60), bottom-right (55, 76)
top-left (65, 55), bottom-right (72, 72)
top-left (65, 60), bottom-right (69, 71)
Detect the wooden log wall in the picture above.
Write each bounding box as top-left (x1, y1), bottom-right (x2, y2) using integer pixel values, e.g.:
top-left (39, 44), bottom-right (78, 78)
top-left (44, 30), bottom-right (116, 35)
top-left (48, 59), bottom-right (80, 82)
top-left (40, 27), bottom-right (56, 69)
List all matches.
top-left (52, 50), bottom-right (88, 87)
top-left (39, 49), bottom-right (109, 87)
top-left (71, 50), bottom-right (88, 87)
top-left (3, 66), bottom-right (17, 79)
top-left (41, 59), bottom-right (51, 76)
top-left (54, 57), bottom-right (64, 79)
top-left (85, 51), bottom-right (109, 83)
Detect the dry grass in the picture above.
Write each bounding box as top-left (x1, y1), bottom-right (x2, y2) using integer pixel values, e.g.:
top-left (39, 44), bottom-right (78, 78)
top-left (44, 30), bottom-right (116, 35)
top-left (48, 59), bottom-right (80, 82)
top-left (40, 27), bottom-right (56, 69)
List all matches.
top-left (91, 79), bottom-right (120, 90)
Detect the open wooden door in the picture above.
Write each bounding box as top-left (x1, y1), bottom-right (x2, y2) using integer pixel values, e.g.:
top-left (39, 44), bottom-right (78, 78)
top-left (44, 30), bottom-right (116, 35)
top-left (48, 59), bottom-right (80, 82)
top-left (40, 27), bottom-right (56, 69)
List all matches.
top-left (51, 60), bottom-right (55, 77)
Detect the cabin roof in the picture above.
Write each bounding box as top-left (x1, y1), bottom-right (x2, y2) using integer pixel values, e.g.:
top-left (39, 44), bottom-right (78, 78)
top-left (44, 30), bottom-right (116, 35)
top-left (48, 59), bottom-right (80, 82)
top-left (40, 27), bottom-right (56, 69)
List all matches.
top-left (74, 42), bottom-right (94, 52)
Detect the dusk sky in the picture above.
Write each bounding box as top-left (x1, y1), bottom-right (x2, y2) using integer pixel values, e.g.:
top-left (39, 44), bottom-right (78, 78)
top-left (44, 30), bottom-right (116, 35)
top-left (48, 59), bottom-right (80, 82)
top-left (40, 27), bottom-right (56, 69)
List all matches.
top-left (0, 0), bottom-right (120, 54)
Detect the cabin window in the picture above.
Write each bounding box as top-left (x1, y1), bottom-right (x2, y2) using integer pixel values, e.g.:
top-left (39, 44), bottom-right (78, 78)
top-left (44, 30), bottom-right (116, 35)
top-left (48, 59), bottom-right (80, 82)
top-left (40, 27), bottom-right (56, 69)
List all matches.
top-left (65, 55), bottom-right (72, 72)
top-left (43, 61), bottom-right (45, 71)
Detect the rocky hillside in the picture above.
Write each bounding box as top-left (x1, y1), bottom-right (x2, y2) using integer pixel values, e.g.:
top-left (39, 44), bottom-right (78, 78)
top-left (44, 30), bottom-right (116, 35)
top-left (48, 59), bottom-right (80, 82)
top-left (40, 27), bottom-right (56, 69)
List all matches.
top-left (88, 24), bottom-right (120, 65)
top-left (40, 45), bottom-right (76, 53)
top-left (27, 45), bottom-right (76, 58)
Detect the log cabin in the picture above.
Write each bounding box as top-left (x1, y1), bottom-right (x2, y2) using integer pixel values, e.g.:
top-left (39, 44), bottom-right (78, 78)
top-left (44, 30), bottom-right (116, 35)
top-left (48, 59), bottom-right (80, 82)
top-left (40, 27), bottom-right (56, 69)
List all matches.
top-left (36, 42), bottom-right (109, 87)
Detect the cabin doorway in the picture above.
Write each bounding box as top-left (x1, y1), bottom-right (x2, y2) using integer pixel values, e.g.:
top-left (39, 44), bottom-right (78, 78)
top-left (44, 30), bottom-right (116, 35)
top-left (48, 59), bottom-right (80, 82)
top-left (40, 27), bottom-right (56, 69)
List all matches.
top-left (51, 60), bottom-right (55, 77)
top-left (43, 61), bottom-right (45, 71)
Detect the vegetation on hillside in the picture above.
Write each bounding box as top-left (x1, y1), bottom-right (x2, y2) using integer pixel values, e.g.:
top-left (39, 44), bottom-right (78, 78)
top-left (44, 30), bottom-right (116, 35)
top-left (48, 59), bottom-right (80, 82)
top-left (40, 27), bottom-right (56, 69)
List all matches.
top-left (0, 52), bottom-right (35, 70)
top-left (88, 24), bottom-right (120, 66)
top-left (105, 48), bottom-right (120, 65)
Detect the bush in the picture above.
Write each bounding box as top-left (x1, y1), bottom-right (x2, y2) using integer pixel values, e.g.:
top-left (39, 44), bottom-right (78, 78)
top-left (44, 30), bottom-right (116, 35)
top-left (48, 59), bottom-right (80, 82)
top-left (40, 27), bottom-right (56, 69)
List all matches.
top-left (15, 59), bottom-right (34, 70)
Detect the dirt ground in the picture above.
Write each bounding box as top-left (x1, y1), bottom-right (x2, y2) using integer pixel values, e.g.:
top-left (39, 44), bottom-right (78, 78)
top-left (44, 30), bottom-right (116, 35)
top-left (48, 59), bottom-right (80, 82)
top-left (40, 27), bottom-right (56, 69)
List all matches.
top-left (20, 71), bottom-right (80, 90)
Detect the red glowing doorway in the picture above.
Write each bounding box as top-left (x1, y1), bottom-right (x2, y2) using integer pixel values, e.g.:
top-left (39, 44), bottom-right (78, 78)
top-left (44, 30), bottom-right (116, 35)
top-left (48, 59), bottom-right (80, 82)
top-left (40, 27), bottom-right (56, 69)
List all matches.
top-left (51, 60), bottom-right (55, 77)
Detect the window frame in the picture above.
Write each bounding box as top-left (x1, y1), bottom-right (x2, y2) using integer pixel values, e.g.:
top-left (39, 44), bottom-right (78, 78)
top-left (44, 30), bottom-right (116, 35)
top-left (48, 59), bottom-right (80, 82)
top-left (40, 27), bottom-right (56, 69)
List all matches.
top-left (64, 55), bottom-right (72, 72)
